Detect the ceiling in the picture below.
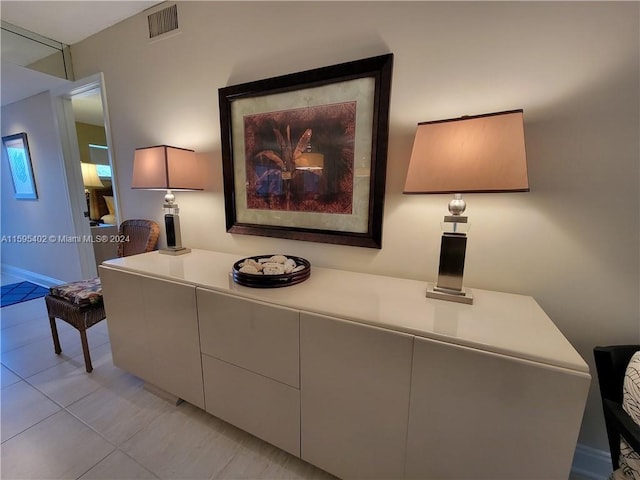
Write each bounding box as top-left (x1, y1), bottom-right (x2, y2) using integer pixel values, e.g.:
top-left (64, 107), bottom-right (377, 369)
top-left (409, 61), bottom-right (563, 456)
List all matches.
top-left (1, 1), bottom-right (161, 109)
top-left (1, 1), bottom-right (161, 45)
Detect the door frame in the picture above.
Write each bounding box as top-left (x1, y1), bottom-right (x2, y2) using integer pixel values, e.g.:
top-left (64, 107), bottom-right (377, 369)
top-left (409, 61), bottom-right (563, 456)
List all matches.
top-left (51, 72), bottom-right (121, 279)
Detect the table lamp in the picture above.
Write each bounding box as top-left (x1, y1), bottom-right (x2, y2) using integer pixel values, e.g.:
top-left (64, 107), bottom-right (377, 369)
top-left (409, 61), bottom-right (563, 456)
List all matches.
top-left (403, 109), bottom-right (529, 304)
top-left (132, 145), bottom-right (202, 255)
top-left (80, 162), bottom-right (104, 223)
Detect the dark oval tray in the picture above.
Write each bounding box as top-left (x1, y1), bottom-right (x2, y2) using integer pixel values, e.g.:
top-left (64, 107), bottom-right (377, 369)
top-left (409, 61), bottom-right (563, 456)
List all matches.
top-left (232, 255), bottom-right (311, 288)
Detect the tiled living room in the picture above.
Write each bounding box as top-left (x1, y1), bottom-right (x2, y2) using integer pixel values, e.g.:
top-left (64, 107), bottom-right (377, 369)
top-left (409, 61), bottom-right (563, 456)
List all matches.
top-left (1, 2), bottom-right (637, 479)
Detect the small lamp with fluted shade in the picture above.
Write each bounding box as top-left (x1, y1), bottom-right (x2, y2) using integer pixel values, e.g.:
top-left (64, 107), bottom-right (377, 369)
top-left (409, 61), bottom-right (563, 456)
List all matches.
top-left (403, 109), bottom-right (529, 304)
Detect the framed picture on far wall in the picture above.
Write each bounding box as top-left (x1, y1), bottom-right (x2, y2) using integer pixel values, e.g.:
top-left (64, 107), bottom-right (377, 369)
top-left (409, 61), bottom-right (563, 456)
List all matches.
top-left (219, 54), bottom-right (393, 249)
top-left (2, 132), bottom-right (38, 200)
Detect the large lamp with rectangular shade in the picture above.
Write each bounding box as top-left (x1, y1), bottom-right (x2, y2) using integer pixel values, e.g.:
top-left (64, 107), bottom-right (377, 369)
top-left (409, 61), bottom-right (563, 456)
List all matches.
top-left (132, 145), bottom-right (202, 255)
top-left (403, 109), bottom-right (529, 304)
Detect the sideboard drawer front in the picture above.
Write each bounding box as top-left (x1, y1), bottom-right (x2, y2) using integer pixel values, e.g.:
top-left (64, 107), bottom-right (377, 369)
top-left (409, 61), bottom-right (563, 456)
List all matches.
top-left (405, 336), bottom-right (590, 479)
top-left (101, 267), bottom-right (204, 409)
top-left (202, 353), bottom-right (300, 457)
top-left (101, 267), bottom-right (151, 381)
top-left (142, 276), bottom-right (203, 409)
top-left (300, 312), bottom-right (413, 480)
top-left (197, 288), bottom-right (299, 388)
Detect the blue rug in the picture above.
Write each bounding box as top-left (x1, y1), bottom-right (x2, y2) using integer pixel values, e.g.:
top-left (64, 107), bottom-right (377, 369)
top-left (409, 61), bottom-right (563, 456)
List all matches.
top-left (1, 281), bottom-right (49, 307)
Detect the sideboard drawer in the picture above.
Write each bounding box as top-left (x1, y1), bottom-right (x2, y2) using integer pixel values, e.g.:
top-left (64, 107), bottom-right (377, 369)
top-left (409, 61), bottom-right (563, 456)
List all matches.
top-left (196, 288), bottom-right (299, 388)
top-left (202, 353), bottom-right (300, 457)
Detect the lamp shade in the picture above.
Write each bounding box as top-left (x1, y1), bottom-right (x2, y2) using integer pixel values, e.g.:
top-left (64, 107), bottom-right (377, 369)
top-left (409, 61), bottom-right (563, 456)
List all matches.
top-left (132, 145), bottom-right (203, 191)
top-left (81, 162), bottom-right (104, 188)
top-left (403, 110), bottom-right (529, 194)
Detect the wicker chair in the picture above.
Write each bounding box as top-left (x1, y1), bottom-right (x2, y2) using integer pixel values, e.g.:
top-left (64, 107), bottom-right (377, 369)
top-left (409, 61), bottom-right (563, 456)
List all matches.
top-left (45, 219), bottom-right (160, 372)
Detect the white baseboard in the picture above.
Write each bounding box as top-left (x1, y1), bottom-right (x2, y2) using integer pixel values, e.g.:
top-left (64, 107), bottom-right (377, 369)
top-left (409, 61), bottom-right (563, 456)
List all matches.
top-left (572, 444), bottom-right (613, 479)
top-left (1, 264), bottom-right (63, 288)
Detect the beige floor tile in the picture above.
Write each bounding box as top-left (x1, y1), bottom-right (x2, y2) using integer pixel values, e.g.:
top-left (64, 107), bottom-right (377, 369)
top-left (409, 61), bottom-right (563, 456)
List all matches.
top-left (26, 342), bottom-right (127, 407)
top-left (90, 318), bottom-right (110, 337)
top-left (0, 334), bottom-right (65, 378)
top-left (1, 297), bottom-right (48, 329)
top-left (79, 450), bottom-right (158, 479)
top-left (1, 364), bottom-right (21, 388)
top-left (1, 410), bottom-right (115, 480)
top-left (1, 380), bottom-right (61, 442)
top-left (1, 327), bottom-right (109, 378)
top-left (213, 434), bottom-right (290, 480)
top-left (260, 456), bottom-right (337, 480)
top-left (121, 402), bottom-right (244, 479)
top-left (265, 457), bottom-right (337, 480)
top-left (67, 374), bottom-right (174, 445)
top-left (1, 315), bottom-right (51, 353)
top-left (221, 434), bottom-right (336, 480)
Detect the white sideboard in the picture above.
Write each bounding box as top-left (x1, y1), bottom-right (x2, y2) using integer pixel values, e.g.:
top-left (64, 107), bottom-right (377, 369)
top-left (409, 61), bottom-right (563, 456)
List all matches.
top-left (100, 249), bottom-right (590, 479)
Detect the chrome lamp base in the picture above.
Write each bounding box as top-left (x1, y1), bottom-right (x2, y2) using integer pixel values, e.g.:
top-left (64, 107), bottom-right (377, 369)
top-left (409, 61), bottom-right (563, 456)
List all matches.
top-left (426, 283), bottom-right (473, 305)
top-left (426, 195), bottom-right (474, 305)
top-left (160, 201), bottom-right (191, 256)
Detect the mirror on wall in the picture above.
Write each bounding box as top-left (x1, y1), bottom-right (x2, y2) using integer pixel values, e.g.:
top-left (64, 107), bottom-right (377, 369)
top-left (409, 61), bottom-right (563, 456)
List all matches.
top-left (72, 89), bottom-right (118, 227)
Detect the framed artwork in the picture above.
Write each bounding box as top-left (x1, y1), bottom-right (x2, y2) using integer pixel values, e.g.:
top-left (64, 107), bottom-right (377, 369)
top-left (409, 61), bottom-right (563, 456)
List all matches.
top-left (2, 133), bottom-right (37, 199)
top-left (219, 53), bottom-right (393, 248)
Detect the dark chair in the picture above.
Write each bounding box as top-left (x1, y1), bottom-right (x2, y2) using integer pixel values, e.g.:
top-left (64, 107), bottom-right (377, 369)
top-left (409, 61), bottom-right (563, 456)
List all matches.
top-left (594, 345), bottom-right (640, 470)
top-left (45, 219), bottom-right (160, 372)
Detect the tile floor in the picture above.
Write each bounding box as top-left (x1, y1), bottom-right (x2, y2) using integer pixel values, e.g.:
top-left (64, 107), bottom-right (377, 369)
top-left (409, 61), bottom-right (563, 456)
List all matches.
top-left (0, 273), bottom-right (335, 480)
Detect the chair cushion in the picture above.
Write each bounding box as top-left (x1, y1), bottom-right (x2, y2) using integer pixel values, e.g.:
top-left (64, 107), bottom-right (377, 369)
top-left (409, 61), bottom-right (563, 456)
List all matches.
top-left (49, 277), bottom-right (103, 307)
top-left (620, 352), bottom-right (640, 478)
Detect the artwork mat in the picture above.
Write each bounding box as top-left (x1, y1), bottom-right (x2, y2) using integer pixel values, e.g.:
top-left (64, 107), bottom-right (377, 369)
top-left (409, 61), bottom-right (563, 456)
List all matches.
top-left (230, 77), bottom-right (375, 233)
top-left (2, 132), bottom-right (38, 200)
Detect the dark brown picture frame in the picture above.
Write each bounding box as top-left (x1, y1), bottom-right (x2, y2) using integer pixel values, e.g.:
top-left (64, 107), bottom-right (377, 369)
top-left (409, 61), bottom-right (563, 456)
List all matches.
top-left (219, 53), bottom-right (393, 248)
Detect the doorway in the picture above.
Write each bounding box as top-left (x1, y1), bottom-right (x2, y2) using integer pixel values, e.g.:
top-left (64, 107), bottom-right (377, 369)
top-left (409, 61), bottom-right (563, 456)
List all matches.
top-left (52, 73), bottom-right (121, 279)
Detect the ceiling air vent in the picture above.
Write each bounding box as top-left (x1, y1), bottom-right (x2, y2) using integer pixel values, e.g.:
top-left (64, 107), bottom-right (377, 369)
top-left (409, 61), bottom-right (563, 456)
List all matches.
top-left (147, 4), bottom-right (178, 39)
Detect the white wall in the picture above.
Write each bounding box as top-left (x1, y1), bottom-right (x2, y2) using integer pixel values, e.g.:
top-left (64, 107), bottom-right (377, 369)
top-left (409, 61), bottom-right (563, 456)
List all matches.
top-left (69, 1), bottom-right (639, 452)
top-left (1, 91), bottom-right (83, 283)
